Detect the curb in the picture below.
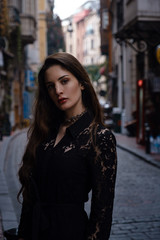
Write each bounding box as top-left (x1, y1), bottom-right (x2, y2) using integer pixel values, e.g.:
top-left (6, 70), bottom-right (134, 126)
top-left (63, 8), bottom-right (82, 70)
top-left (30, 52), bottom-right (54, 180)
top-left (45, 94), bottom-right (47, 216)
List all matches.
top-left (117, 143), bottom-right (160, 169)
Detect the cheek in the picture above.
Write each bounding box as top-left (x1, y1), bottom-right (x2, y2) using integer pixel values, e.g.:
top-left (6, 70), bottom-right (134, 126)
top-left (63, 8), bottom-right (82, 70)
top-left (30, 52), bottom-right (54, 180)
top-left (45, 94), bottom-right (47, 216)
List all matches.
top-left (70, 83), bottom-right (82, 95)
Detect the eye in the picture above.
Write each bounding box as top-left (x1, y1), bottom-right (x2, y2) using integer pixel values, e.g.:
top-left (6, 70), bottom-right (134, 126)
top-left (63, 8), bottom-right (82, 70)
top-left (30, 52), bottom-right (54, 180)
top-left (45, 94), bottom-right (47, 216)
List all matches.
top-left (61, 79), bottom-right (68, 85)
top-left (46, 83), bottom-right (54, 91)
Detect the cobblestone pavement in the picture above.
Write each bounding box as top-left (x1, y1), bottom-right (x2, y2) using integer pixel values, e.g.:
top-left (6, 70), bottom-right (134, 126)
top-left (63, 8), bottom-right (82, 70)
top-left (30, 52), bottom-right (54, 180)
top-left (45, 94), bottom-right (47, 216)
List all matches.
top-left (1, 131), bottom-right (160, 239)
top-left (110, 148), bottom-right (160, 240)
top-left (0, 213), bottom-right (4, 240)
top-left (110, 215), bottom-right (160, 240)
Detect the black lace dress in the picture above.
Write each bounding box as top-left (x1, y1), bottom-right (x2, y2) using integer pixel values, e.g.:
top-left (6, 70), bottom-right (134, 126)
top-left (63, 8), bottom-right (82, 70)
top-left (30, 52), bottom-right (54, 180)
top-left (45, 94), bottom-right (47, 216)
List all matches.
top-left (18, 111), bottom-right (117, 240)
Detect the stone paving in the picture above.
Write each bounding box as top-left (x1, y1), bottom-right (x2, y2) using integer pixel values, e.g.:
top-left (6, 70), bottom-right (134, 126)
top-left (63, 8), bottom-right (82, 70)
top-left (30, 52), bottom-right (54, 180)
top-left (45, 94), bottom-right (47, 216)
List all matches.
top-left (109, 145), bottom-right (160, 240)
top-left (0, 213), bottom-right (4, 240)
top-left (110, 215), bottom-right (160, 240)
top-left (115, 133), bottom-right (160, 169)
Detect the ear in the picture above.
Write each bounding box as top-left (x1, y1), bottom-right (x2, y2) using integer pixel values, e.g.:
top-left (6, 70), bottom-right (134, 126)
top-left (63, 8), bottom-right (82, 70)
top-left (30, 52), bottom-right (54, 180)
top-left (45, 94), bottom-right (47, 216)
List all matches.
top-left (80, 84), bottom-right (85, 90)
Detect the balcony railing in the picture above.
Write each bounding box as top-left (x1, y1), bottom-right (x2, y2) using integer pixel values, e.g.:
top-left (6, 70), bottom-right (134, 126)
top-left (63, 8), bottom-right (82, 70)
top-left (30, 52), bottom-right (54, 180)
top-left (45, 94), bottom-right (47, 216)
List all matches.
top-left (8, 6), bottom-right (20, 28)
top-left (20, 14), bottom-right (36, 45)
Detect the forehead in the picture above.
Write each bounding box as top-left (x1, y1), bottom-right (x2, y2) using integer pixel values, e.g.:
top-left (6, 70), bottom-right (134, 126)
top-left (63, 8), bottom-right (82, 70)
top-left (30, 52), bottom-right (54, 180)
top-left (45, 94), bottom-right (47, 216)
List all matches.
top-left (45, 65), bottom-right (71, 82)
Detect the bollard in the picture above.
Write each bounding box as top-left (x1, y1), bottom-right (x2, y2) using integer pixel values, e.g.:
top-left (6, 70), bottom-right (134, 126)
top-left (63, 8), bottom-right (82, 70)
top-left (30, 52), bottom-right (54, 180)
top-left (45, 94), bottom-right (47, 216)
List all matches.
top-left (3, 228), bottom-right (18, 240)
top-left (145, 123), bottom-right (150, 154)
top-left (0, 129), bottom-right (3, 141)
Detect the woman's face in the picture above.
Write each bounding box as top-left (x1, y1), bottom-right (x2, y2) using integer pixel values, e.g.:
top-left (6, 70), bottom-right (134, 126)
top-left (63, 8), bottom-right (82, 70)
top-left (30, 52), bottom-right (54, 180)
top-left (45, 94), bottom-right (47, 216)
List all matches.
top-left (45, 65), bottom-right (85, 117)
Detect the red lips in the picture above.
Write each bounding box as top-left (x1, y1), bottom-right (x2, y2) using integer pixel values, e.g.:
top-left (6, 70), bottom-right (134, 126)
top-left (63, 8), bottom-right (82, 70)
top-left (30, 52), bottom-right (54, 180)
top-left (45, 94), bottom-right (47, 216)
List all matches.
top-left (58, 98), bottom-right (67, 104)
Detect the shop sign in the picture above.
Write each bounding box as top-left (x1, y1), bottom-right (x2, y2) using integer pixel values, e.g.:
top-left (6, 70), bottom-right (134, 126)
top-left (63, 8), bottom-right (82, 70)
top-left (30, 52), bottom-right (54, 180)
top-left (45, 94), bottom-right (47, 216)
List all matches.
top-left (25, 69), bottom-right (35, 87)
top-left (156, 45), bottom-right (160, 64)
top-left (23, 91), bottom-right (30, 119)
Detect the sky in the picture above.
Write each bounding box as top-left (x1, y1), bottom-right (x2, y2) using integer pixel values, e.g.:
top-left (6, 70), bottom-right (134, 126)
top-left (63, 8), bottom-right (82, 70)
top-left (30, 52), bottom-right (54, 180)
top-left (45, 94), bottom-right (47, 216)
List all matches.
top-left (54, 0), bottom-right (88, 20)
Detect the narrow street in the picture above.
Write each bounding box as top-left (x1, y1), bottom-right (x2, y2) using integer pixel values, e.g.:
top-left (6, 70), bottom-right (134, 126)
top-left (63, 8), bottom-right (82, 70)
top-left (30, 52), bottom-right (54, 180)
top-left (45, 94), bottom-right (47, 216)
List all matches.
top-left (111, 148), bottom-right (160, 239)
top-left (3, 131), bottom-right (160, 240)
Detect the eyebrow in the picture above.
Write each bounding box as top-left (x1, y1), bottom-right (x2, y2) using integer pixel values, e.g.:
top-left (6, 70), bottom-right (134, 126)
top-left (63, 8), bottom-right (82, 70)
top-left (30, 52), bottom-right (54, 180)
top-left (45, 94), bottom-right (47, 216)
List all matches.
top-left (45, 74), bottom-right (69, 84)
top-left (58, 74), bottom-right (69, 80)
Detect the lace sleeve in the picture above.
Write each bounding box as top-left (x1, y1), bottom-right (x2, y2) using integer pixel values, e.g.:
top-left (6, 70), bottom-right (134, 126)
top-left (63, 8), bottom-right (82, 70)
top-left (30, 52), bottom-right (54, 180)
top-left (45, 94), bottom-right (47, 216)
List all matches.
top-left (87, 129), bottom-right (117, 240)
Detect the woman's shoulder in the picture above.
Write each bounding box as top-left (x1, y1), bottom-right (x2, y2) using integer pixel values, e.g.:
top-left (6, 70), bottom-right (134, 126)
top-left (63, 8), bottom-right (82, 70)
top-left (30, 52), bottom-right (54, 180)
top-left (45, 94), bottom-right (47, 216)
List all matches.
top-left (95, 124), bottom-right (116, 145)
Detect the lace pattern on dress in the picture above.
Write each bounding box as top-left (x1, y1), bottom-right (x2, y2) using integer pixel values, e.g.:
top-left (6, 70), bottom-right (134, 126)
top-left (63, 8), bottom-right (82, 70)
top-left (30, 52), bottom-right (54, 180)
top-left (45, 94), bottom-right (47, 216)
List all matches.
top-left (42, 123), bottom-right (117, 240)
top-left (87, 127), bottom-right (117, 240)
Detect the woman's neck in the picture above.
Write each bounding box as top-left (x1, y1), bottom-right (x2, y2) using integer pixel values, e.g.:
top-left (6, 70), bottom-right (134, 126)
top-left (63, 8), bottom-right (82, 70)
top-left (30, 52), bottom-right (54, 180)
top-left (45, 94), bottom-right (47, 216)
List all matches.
top-left (63, 109), bottom-right (87, 126)
top-left (65, 107), bottom-right (86, 120)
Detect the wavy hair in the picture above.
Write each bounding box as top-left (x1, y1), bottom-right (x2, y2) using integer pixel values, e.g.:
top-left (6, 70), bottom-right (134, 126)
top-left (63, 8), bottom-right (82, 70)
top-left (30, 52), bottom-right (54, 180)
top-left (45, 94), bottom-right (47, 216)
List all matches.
top-left (18, 52), bottom-right (103, 201)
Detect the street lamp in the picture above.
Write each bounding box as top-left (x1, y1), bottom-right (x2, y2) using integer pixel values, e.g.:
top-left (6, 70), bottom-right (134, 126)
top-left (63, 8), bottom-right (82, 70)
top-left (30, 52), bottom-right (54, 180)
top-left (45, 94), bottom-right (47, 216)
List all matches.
top-left (67, 21), bottom-right (73, 32)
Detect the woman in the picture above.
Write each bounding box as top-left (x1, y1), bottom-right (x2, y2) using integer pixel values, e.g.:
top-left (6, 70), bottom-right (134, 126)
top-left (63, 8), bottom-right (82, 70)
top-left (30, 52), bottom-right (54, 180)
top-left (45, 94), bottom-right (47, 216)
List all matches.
top-left (18, 52), bottom-right (117, 240)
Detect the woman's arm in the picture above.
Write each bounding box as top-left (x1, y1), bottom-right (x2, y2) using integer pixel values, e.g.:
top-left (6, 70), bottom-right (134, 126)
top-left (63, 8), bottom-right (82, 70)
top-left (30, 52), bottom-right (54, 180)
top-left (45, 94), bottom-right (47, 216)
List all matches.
top-left (87, 129), bottom-right (117, 240)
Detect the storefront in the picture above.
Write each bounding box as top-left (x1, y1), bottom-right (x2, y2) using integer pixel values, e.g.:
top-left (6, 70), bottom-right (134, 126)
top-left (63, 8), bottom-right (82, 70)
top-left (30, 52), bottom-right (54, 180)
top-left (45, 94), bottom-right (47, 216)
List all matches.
top-left (115, 19), bottom-right (160, 151)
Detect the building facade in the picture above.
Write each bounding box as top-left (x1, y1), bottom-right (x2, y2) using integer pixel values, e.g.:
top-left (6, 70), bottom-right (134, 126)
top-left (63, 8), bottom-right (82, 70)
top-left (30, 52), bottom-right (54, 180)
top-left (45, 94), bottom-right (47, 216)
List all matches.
top-left (110, 0), bottom-right (160, 150)
top-left (83, 10), bottom-right (105, 66)
top-left (63, 1), bottom-right (105, 67)
top-left (38, 0), bottom-right (49, 64)
top-left (0, 0), bottom-right (37, 133)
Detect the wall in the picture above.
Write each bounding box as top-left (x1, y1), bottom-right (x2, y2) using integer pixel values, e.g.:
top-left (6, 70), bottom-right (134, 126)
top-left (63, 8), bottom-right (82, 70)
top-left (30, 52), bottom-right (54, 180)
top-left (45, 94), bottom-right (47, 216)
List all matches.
top-left (38, 0), bottom-right (48, 63)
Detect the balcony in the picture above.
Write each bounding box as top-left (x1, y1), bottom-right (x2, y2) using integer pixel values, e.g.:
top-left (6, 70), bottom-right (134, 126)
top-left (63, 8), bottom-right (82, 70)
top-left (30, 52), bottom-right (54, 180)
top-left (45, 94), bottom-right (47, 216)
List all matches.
top-left (8, 6), bottom-right (20, 30)
top-left (124, 0), bottom-right (160, 26)
top-left (115, 0), bottom-right (160, 47)
top-left (20, 14), bottom-right (36, 45)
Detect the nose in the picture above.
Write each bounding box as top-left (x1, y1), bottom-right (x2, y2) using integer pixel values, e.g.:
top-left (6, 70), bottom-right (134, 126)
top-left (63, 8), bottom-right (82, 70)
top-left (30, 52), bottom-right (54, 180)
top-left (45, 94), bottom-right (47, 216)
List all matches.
top-left (55, 83), bottom-right (63, 95)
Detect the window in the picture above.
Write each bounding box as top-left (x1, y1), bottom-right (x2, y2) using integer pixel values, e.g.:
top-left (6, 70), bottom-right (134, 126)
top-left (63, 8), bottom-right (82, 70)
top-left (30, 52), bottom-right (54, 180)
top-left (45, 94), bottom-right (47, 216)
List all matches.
top-left (91, 39), bottom-right (94, 49)
top-left (117, 0), bottom-right (123, 29)
top-left (69, 44), bottom-right (72, 53)
top-left (91, 57), bottom-right (94, 64)
top-left (86, 24), bottom-right (94, 35)
top-left (18, 0), bottom-right (22, 13)
top-left (102, 9), bottom-right (109, 29)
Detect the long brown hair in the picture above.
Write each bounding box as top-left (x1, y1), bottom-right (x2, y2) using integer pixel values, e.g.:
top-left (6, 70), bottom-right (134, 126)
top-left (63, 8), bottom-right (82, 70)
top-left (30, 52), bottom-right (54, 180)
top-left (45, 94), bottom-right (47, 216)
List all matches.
top-left (18, 52), bottom-right (103, 201)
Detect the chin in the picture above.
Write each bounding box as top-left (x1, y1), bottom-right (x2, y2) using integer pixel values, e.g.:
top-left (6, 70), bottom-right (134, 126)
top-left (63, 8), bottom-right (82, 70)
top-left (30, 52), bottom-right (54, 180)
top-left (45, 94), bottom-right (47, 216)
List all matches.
top-left (58, 105), bottom-right (70, 111)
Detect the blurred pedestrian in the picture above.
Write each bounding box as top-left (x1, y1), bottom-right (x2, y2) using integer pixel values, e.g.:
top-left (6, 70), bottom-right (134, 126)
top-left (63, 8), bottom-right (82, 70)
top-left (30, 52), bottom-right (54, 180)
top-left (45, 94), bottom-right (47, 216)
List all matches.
top-left (17, 52), bottom-right (117, 240)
